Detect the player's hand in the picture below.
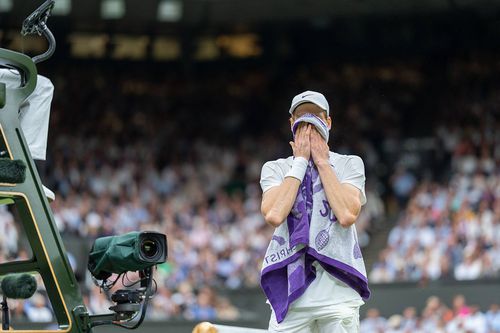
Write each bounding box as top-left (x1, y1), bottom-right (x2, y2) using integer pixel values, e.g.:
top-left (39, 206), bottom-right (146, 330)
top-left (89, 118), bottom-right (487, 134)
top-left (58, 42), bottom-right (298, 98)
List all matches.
top-left (290, 124), bottom-right (311, 160)
top-left (311, 128), bottom-right (329, 166)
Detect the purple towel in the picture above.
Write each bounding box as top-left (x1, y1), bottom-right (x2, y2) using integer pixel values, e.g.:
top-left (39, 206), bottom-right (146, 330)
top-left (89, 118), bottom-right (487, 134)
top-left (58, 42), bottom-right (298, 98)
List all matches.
top-left (260, 161), bottom-right (317, 323)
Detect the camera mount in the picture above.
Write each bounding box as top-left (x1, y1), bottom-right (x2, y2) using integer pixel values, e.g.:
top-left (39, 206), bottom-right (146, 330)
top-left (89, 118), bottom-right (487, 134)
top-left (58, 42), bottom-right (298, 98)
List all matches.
top-left (88, 267), bottom-right (154, 329)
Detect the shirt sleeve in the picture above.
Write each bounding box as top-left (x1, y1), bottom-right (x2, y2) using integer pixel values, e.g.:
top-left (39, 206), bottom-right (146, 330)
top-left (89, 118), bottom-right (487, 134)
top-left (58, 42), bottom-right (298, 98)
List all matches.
top-left (341, 155), bottom-right (367, 206)
top-left (260, 161), bottom-right (283, 193)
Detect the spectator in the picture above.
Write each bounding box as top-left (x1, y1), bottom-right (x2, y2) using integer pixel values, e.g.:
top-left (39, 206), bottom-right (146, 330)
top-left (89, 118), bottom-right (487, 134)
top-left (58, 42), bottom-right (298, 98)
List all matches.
top-left (24, 293), bottom-right (53, 323)
top-left (463, 306), bottom-right (488, 333)
top-left (360, 308), bottom-right (387, 333)
top-left (184, 287), bottom-right (217, 321)
top-left (215, 296), bottom-right (240, 321)
top-left (486, 304), bottom-right (500, 333)
top-left (361, 296), bottom-right (498, 333)
top-left (453, 295), bottom-right (471, 318)
top-left (391, 167), bottom-right (417, 208)
top-left (386, 314), bottom-right (403, 333)
top-left (454, 253), bottom-right (483, 280)
top-left (401, 306), bottom-right (418, 332)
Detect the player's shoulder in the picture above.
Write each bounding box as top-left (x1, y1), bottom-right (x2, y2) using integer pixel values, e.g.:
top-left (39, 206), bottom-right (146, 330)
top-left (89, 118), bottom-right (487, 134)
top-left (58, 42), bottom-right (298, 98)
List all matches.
top-left (329, 152), bottom-right (364, 168)
top-left (329, 151), bottom-right (363, 162)
top-left (263, 156), bottom-right (293, 166)
top-left (261, 156), bottom-right (294, 173)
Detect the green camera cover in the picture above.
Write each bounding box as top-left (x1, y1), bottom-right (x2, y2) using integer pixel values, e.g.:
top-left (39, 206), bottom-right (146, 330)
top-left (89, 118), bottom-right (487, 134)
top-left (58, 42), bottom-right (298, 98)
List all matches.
top-left (88, 231), bottom-right (166, 280)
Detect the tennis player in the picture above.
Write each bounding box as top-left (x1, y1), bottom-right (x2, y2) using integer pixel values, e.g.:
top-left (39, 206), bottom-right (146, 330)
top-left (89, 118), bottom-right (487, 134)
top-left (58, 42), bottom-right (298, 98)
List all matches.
top-left (259, 91), bottom-right (369, 333)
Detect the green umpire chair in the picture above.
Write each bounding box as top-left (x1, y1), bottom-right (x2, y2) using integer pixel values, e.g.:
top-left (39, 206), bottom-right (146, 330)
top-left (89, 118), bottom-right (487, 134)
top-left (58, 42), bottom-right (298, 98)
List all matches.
top-left (0, 47), bottom-right (90, 333)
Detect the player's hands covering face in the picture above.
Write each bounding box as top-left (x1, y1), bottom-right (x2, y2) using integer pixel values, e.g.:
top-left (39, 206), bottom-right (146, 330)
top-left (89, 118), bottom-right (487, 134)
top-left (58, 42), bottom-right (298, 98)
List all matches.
top-left (310, 127), bottom-right (329, 166)
top-left (289, 124), bottom-right (311, 160)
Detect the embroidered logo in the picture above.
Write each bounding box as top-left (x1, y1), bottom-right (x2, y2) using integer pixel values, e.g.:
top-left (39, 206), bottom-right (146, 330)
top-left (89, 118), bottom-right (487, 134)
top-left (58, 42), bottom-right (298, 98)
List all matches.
top-left (272, 235), bottom-right (286, 246)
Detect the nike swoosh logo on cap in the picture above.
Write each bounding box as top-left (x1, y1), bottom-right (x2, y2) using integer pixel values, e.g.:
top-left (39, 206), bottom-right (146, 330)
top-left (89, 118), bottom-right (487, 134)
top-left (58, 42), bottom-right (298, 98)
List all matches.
top-left (301, 93), bottom-right (313, 98)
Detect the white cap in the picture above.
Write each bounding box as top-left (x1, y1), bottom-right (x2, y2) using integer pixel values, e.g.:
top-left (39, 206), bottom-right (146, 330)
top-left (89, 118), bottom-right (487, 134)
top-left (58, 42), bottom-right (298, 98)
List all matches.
top-left (289, 90), bottom-right (329, 116)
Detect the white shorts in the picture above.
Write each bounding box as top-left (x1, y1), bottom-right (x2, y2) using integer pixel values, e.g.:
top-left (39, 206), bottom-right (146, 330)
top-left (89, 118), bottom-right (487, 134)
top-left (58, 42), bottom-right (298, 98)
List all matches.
top-left (268, 302), bottom-right (360, 333)
top-left (0, 69), bottom-right (53, 160)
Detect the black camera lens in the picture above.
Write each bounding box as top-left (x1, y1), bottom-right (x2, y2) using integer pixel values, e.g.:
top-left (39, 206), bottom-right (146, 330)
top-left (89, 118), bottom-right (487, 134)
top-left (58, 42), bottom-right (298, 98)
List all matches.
top-left (141, 239), bottom-right (159, 259)
top-left (137, 232), bottom-right (167, 263)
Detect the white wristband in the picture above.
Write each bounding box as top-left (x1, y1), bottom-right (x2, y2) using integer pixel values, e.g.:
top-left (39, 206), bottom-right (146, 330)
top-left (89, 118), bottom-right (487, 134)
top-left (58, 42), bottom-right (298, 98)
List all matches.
top-left (285, 157), bottom-right (308, 182)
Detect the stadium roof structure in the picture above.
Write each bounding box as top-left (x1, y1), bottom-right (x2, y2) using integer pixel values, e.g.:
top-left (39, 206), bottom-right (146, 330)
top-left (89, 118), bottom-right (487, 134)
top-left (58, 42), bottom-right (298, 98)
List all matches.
top-left (1, 0), bottom-right (499, 33)
top-left (1, 0), bottom-right (499, 63)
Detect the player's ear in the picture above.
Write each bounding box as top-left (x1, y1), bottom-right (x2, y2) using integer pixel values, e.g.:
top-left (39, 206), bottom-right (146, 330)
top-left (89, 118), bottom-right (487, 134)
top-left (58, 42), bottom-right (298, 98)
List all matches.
top-left (289, 117), bottom-right (294, 130)
top-left (327, 116), bottom-right (332, 130)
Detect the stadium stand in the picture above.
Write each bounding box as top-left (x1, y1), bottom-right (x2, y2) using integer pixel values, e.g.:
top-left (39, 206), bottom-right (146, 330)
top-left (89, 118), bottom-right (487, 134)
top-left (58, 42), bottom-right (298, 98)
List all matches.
top-left (361, 295), bottom-right (500, 333)
top-left (370, 58), bottom-right (500, 283)
top-left (0, 54), bottom-right (498, 327)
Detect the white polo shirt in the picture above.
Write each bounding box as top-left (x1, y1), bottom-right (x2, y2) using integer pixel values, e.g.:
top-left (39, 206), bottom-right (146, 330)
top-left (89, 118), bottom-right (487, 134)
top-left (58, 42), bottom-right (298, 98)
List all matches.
top-left (260, 151), bottom-right (366, 309)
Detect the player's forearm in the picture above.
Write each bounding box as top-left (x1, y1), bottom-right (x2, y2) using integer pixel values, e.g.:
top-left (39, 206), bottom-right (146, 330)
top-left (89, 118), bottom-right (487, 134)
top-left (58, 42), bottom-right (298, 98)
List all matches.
top-left (262, 177), bottom-right (301, 227)
top-left (316, 161), bottom-right (361, 228)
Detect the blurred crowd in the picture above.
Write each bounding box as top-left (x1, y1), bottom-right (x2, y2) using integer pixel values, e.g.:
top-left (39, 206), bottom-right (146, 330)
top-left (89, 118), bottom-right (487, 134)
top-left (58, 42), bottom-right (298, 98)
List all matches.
top-left (361, 295), bottom-right (500, 333)
top-left (370, 60), bottom-right (500, 282)
top-left (0, 54), bottom-right (499, 322)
